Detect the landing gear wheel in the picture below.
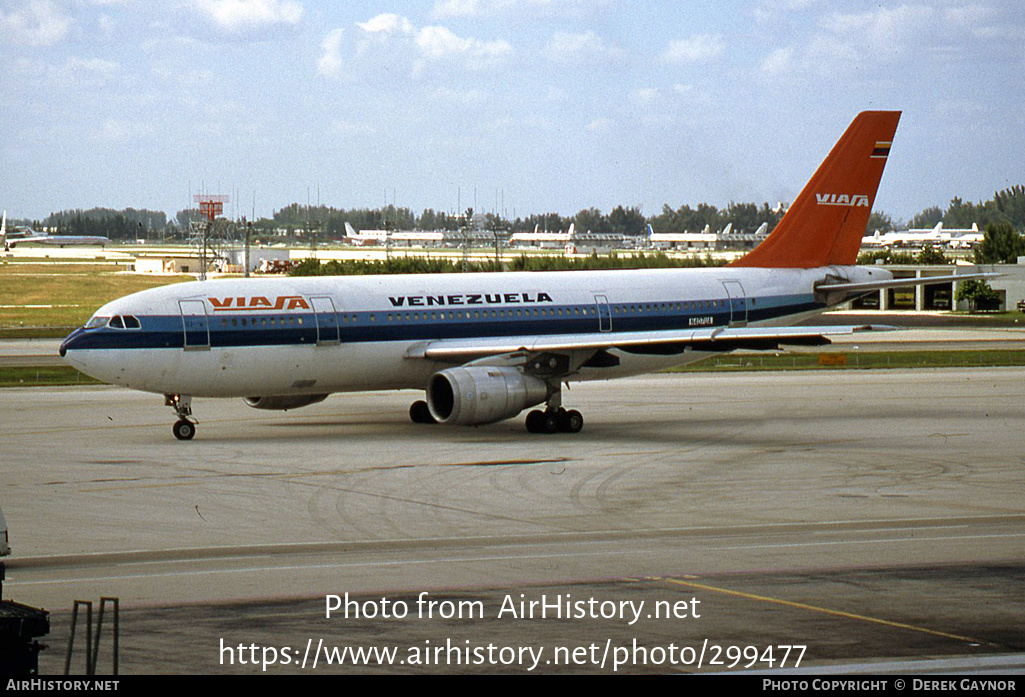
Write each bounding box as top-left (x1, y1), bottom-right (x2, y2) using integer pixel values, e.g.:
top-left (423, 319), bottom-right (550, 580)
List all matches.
top-left (409, 400), bottom-right (436, 424)
top-left (541, 410), bottom-right (560, 434)
top-left (527, 408), bottom-right (582, 434)
top-left (173, 419), bottom-right (196, 441)
top-left (525, 409), bottom-right (546, 433)
top-left (559, 409), bottom-right (584, 433)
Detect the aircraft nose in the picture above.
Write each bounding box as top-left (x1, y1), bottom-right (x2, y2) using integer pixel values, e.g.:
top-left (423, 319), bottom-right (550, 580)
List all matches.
top-left (60, 327), bottom-right (85, 358)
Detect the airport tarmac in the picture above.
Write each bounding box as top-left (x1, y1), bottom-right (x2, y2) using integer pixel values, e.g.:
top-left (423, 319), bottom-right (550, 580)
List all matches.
top-left (2, 369), bottom-right (1023, 673)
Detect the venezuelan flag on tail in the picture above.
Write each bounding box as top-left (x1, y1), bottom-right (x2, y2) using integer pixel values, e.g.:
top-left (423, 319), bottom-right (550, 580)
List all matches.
top-left (731, 111), bottom-right (901, 269)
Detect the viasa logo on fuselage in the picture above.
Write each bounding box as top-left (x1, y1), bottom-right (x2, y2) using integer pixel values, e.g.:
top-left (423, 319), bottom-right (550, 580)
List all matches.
top-left (816, 193), bottom-right (871, 207)
top-left (208, 296), bottom-right (311, 311)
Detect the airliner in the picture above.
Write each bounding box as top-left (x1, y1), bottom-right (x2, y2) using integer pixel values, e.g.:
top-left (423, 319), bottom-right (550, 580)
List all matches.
top-left (59, 111), bottom-right (996, 440)
top-left (1, 215), bottom-right (111, 250)
top-left (862, 222), bottom-right (983, 250)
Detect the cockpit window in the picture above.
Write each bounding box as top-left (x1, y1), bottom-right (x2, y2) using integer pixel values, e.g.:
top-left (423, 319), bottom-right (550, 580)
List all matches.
top-left (97, 315), bottom-right (142, 329)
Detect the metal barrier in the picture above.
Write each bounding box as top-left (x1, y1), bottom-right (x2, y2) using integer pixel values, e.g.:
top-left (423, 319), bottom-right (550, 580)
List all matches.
top-left (65, 597), bottom-right (118, 675)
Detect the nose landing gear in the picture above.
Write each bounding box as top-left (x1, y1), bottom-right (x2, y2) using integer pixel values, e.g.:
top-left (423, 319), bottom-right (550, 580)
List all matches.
top-left (165, 394), bottom-right (197, 440)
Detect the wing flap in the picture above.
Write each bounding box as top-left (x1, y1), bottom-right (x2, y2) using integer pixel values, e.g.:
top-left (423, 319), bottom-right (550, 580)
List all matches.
top-left (408, 325), bottom-right (897, 363)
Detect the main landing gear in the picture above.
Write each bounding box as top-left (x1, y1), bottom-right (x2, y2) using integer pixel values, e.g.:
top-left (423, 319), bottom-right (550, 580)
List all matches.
top-left (525, 407), bottom-right (583, 434)
top-left (165, 394), bottom-right (197, 440)
top-left (525, 386), bottom-right (583, 434)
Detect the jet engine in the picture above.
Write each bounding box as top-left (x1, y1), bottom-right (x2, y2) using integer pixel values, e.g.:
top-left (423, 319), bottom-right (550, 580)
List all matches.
top-left (427, 367), bottom-right (547, 426)
top-left (243, 394), bottom-right (329, 411)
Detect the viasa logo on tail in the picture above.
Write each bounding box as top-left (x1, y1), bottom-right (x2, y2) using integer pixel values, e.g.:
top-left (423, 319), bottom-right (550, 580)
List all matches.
top-left (208, 296), bottom-right (311, 311)
top-left (816, 193), bottom-right (871, 207)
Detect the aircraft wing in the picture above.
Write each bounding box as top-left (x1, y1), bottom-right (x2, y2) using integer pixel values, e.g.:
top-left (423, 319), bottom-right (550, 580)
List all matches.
top-left (406, 324), bottom-right (897, 363)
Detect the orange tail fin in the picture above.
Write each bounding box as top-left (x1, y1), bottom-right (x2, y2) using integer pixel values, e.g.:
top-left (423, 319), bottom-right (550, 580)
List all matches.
top-left (730, 110), bottom-right (901, 269)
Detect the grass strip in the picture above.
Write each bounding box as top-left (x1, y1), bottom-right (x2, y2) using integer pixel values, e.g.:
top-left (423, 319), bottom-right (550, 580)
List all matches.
top-left (672, 349), bottom-right (1025, 372)
top-left (0, 366), bottom-right (103, 387)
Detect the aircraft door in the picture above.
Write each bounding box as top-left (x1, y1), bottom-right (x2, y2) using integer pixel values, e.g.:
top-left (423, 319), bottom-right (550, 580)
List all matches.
top-left (310, 296), bottom-right (340, 345)
top-left (721, 280), bottom-right (748, 327)
top-left (594, 294), bottom-right (612, 332)
top-left (179, 299), bottom-right (211, 350)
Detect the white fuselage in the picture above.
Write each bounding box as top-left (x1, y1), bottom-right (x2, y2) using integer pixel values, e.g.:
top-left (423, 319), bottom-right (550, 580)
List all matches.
top-left (60, 265), bottom-right (890, 399)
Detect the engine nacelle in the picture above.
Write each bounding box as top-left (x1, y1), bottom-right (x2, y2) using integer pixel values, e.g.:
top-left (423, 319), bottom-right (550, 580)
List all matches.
top-left (427, 367), bottom-right (547, 426)
top-left (243, 394), bottom-right (329, 411)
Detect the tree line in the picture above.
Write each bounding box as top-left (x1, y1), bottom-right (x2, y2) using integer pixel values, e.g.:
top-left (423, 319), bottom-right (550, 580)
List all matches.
top-left (290, 252), bottom-right (724, 277)
top-left (21, 184), bottom-right (1025, 242)
top-left (40, 208), bottom-right (166, 239)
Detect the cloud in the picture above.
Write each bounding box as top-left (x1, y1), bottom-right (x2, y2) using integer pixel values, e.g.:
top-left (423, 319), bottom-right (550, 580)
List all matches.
top-left (754, 0), bottom-right (822, 24)
top-left (94, 117), bottom-right (152, 144)
top-left (662, 34), bottom-right (726, 64)
top-left (0, 0), bottom-right (73, 46)
top-left (357, 13), bottom-right (414, 35)
top-left (432, 0), bottom-right (485, 17)
top-left (10, 55), bottom-right (120, 89)
top-left (631, 88), bottom-right (658, 105)
top-left (321, 13), bottom-right (513, 78)
top-left (545, 30), bottom-right (624, 65)
top-left (193, 0), bottom-right (303, 32)
top-left (758, 3), bottom-right (1022, 77)
top-left (317, 28), bottom-right (344, 78)
top-left (432, 0), bottom-right (611, 19)
top-left (416, 25), bottom-right (513, 66)
top-left (760, 47), bottom-right (794, 75)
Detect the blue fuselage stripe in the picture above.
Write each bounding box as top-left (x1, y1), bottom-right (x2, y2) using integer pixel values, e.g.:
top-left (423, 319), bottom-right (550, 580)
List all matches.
top-left (63, 294), bottom-right (823, 351)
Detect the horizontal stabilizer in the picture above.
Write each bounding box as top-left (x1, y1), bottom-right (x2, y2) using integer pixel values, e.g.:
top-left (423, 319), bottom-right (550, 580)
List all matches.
top-left (816, 272), bottom-right (1001, 294)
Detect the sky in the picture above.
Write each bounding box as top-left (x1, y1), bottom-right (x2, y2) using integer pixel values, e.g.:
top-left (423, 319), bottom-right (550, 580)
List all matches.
top-left (1, 0), bottom-right (1024, 225)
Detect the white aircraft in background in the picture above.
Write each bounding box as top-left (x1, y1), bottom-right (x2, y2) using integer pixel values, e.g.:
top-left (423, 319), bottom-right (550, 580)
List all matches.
top-left (2, 214), bottom-right (111, 250)
top-left (862, 222), bottom-right (983, 250)
top-left (61, 111), bottom-right (997, 440)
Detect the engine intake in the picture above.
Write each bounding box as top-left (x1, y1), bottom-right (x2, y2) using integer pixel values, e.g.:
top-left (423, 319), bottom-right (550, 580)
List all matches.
top-left (243, 394), bottom-right (329, 411)
top-left (427, 367), bottom-right (547, 426)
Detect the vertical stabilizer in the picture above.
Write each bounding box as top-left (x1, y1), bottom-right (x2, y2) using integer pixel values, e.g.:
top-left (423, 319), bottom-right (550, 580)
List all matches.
top-left (730, 111), bottom-right (900, 268)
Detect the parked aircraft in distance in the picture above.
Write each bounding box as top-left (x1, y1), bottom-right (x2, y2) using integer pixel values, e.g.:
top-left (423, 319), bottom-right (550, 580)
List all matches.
top-left (60, 111), bottom-right (997, 440)
top-left (1, 214), bottom-right (111, 250)
top-left (862, 222), bottom-right (983, 250)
